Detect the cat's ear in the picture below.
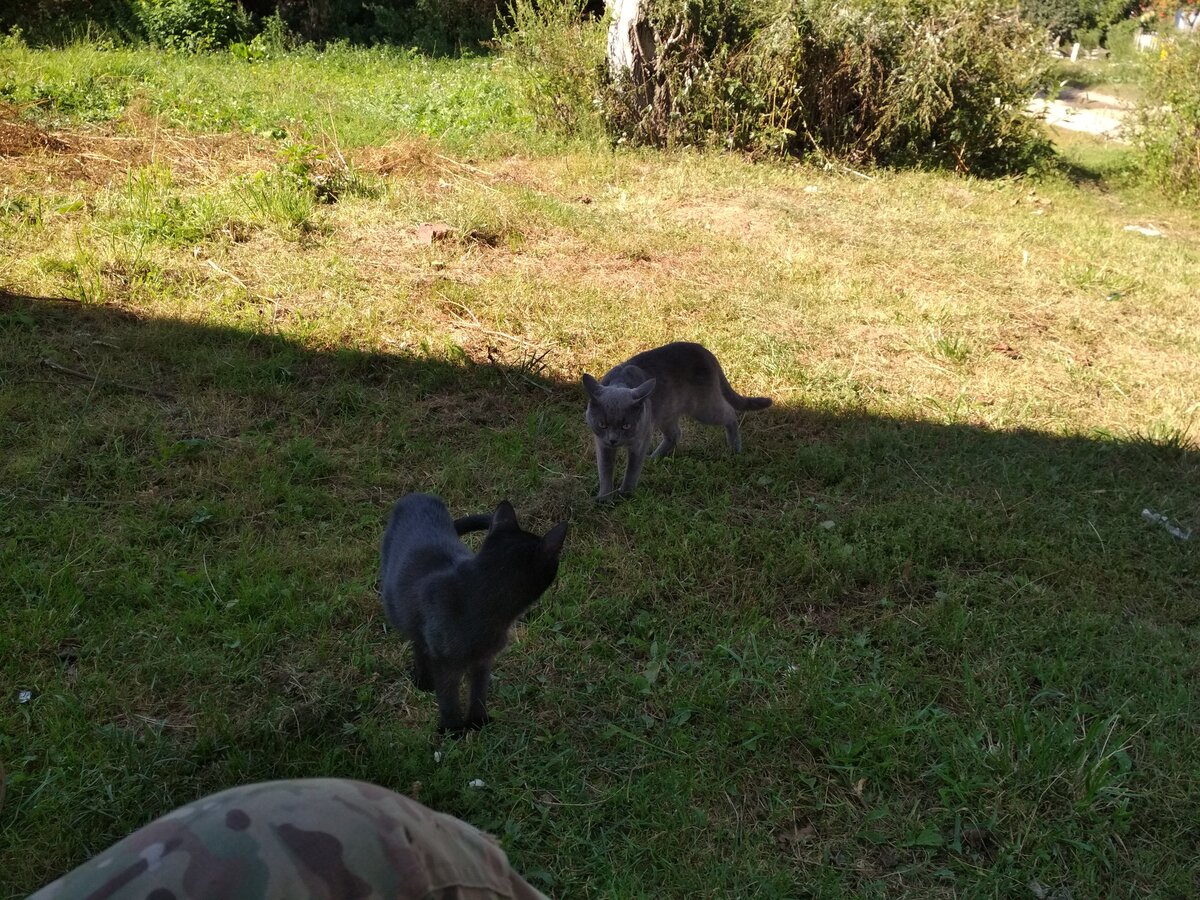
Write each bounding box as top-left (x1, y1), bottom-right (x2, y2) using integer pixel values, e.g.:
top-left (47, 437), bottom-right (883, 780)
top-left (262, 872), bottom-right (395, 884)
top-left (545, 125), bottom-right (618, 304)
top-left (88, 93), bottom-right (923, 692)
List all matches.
top-left (581, 373), bottom-right (602, 400)
top-left (631, 378), bottom-right (657, 402)
top-left (541, 521), bottom-right (568, 560)
top-left (491, 500), bottom-right (519, 532)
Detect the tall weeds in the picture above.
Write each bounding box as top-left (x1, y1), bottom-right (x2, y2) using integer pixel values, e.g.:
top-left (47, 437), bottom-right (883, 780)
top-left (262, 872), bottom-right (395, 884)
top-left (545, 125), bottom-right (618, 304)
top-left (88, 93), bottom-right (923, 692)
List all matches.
top-left (504, 0), bottom-right (1053, 174)
top-left (1134, 36), bottom-right (1200, 195)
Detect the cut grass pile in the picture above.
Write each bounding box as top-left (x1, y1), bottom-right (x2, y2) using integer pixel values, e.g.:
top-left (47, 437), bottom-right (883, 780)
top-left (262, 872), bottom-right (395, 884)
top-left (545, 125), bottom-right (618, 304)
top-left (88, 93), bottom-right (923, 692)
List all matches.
top-left (2, 42), bottom-right (1199, 899)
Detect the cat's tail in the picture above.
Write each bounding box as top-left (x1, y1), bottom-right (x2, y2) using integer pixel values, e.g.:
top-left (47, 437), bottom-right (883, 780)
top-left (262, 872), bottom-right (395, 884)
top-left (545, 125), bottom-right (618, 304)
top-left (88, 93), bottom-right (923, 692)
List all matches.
top-left (454, 513), bottom-right (493, 535)
top-left (719, 370), bottom-right (772, 412)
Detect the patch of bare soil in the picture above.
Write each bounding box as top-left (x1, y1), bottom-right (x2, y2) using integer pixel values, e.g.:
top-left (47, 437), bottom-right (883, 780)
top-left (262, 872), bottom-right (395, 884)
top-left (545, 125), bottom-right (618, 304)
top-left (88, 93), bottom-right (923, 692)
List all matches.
top-left (671, 196), bottom-right (785, 242)
top-left (0, 101), bottom-right (274, 189)
top-left (0, 103), bottom-right (70, 155)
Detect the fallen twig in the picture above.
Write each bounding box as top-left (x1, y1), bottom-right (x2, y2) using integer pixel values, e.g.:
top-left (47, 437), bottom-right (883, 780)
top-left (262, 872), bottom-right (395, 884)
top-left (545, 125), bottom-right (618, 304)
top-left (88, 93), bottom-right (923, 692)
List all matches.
top-left (441, 297), bottom-right (552, 351)
top-left (434, 153), bottom-right (498, 179)
top-left (41, 358), bottom-right (173, 400)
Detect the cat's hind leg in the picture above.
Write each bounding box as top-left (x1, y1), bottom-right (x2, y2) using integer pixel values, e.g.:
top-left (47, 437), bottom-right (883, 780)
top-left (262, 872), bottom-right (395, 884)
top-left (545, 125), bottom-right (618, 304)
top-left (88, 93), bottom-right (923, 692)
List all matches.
top-left (466, 658), bottom-right (494, 730)
top-left (410, 641), bottom-right (435, 692)
top-left (651, 418), bottom-right (682, 459)
top-left (724, 417), bottom-right (743, 454)
top-left (694, 400), bottom-right (743, 453)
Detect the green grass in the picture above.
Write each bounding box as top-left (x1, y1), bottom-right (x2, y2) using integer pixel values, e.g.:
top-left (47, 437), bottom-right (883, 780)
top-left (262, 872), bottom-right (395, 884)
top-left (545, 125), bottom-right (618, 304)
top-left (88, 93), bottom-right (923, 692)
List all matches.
top-left (0, 39), bottom-right (537, 152)
top-left (2, 42), bottom-right (1200, 900)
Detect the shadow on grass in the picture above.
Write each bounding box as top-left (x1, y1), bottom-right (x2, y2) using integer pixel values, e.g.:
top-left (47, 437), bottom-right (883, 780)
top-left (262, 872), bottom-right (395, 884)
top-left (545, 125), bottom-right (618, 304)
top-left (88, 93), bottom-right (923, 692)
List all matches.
top-left (2, 289), bottom-right (1198, 896)
top-left (2, 287), bottom-right (1195, 623)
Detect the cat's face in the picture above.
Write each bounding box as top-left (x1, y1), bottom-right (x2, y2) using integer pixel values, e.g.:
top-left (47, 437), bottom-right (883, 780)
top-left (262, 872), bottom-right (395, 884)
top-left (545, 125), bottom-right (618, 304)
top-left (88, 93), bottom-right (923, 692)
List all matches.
top-left (582, 375), bottom-right (656, 448)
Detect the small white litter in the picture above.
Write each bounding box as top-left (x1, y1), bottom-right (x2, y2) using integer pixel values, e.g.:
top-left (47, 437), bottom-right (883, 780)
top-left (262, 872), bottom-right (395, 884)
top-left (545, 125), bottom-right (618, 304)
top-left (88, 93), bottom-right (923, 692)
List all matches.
top-left (433, 751), bottom-right (443, 763)
top-left (819, 520), bottom-right (836, 530)
top-left (468, 779), bottom-right (486, 789)
top-left (18, 690), bottom-right (32, 704)
top-left (1124, 224), bottom-right (1164, 238)
top-left (1141, 509), bottom-right (1192, 541)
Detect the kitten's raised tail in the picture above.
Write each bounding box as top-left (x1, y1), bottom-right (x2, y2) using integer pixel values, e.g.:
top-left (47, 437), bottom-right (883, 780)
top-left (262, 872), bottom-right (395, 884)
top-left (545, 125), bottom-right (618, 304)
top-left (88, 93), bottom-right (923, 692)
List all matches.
top-left (453, 513), bottom-right (493, 535)
top-left (718, 370), bottom-right (772, 411)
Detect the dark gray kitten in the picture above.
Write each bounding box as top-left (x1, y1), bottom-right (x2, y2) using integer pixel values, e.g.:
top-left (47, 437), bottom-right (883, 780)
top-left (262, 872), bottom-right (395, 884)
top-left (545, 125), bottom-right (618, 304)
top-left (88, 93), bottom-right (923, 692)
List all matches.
top-left (582, 341), bottom-right (771, 500)
top-left (380, 493), bottom-right (568, 733)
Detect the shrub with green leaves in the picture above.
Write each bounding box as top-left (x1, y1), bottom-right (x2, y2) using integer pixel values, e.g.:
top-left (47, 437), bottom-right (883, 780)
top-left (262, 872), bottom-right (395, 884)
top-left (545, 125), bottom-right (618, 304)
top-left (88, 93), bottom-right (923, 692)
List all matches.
top-left (1021, 0), bottom-right (1090, 39)
top-left (594, 0), bottom-right (1051, 175)
top-left (268, 0), bottom-right (502, 49)
top-left (1019, 0), bottom-right (1139, 43)
top-left (498, 0), bottom-right (606, 136)
top-left (1133, 36), bottom-right (1200, 195)
top-left (137, 0), bottom-right (250, 50)
top-left (0, 0), bottom-right (143, 45)
top-left (1104, 15), bottom-right (1142, 58)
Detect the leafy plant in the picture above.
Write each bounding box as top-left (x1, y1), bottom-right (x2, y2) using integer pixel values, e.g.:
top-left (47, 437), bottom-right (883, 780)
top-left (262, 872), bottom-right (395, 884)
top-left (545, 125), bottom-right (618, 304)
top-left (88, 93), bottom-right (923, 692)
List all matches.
top-left (1104, 15), bottom-right (1143, 57)
top-left (596, 0), bottom-right (1052, 175)
top-left (1022, 0), bottom-right (1091, 40)
top-left (136, 0), bottom-right (250, 51)
top-left (242, 169), bottom-right (317, 234)
top-left (1133, 35), bottom-right (1200, 195)
top-left (497, 0), bottom-right (606, 136)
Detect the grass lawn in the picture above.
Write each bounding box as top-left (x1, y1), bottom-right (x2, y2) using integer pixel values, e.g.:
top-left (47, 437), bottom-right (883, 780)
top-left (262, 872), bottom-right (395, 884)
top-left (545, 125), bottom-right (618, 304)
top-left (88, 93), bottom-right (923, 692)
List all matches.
top-left (2, 42), bottom-right (1199, 899)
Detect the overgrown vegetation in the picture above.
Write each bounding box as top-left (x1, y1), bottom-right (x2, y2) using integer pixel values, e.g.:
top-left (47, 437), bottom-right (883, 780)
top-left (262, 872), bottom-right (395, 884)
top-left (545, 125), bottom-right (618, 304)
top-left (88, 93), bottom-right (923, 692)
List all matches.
top-left (1, 31), bottom-right (1199, 900)
top-left (136, 0), bottom-right (253, 49)
top-left (1134, 36), bottom-right (1200, 194)
top-left (1, 0), bottom-right (507, 51)
top-left (1020, 0), bottom-right (1140, 42)
top-left (0, 39), bottom-right (533, 150)
top-left (577, 0), bottom-right (1052, 174)
top-left (498, 0), bottom-right (606, 138)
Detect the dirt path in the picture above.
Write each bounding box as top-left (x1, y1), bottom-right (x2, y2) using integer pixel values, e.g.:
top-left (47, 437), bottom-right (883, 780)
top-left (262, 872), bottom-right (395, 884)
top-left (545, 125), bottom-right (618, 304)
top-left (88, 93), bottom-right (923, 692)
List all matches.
top-left (1026, 86), bottom-right (1132, 141)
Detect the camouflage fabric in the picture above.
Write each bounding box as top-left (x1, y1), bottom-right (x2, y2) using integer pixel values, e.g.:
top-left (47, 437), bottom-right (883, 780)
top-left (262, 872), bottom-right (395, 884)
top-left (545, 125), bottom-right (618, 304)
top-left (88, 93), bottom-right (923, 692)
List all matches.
top-left (29, 778), bottom-right (549, 900)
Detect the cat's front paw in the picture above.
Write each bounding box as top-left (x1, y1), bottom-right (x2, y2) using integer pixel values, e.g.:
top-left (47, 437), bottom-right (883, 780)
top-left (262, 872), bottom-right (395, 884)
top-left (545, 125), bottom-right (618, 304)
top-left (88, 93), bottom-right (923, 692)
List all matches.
top-left (595, 492), bottom-right (618, 505)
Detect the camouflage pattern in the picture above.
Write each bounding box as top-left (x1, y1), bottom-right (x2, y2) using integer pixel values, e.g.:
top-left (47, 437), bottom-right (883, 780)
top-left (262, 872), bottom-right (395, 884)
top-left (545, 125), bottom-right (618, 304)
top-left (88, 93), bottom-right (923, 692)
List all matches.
top-left (29, 778), bottom-right (549, 900)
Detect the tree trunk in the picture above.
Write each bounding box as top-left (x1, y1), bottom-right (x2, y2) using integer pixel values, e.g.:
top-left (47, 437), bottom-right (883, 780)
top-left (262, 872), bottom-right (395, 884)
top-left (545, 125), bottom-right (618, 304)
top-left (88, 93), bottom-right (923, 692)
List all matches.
top-left (606, 0), bottom-right (654, 87)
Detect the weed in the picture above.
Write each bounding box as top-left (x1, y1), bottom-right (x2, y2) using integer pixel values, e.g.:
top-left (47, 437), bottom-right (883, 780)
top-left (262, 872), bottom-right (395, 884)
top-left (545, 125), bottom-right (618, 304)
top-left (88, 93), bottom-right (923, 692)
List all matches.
top-left (241, 170), bottom-right (316, 235)
top-left (1133, 35), bottom-right (1200, 195)
top-left (499, 0), bottom-right (607, 138)
top-left (932, 333), bottom-right (971, 365)
top-left (105, 166), bottom-right (223, 246)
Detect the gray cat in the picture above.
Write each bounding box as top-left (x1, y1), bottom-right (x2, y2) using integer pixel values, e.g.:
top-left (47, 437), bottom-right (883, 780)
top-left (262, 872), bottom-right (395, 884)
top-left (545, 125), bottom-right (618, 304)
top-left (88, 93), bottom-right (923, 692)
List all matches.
top-left (582, 341), bottom-right (772, 500)
top-left (380, 493), bottom-right (568, 732)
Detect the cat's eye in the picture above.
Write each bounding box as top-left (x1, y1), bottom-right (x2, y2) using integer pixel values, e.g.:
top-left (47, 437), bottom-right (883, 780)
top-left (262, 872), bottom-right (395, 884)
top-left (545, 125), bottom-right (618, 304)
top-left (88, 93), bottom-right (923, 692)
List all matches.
top-left (622, 423), bottom-right (631, 430)
top-left (597, 421), bottom-right (606, 429)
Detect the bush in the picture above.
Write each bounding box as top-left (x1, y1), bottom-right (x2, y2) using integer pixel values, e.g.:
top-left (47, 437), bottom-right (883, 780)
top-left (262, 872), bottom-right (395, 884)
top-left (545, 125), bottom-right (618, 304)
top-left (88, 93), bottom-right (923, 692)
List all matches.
top-left (1093, 0), bottom-right (1139, 27)
top-left (498, 0), bottom-right (606, 135)
top-left (1104, 15), bottom-right (1142, 58)
top-left (271, 0), bottom-right (503, 49)
top-left (0, 0), bottom-right (143, 44)
top-left (595, 0), bottom-right (1052, 175)
top-left (1022, 0), bottom-right (1090, 40)
top-left (1018, 0), bottom-right (1138, 43)
top-left (137, 0), bottom-right (251, 50)
top-left (1133, 36), bottom-right (1200, 195)
top-left (1076, 24), bottom-right (1103, 48)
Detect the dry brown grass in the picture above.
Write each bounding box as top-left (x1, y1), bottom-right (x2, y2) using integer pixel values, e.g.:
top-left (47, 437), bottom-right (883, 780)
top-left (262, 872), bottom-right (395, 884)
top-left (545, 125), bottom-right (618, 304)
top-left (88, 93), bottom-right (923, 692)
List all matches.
top-left (0, 101), bottom-right (273, 192)
top-left (2, 113), bottom-right (1197, 448)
